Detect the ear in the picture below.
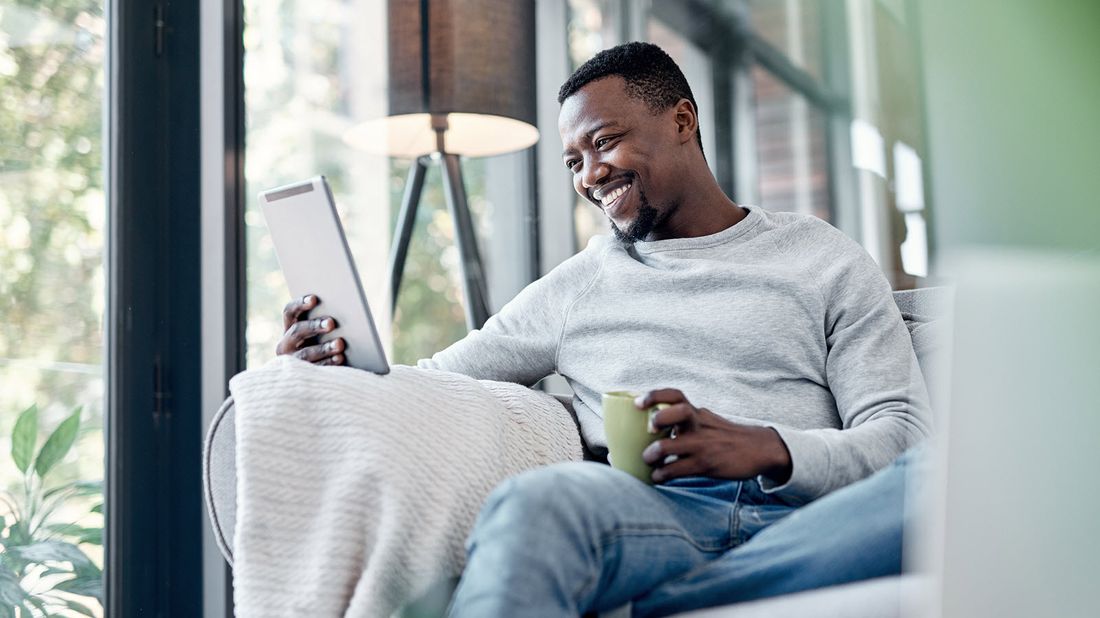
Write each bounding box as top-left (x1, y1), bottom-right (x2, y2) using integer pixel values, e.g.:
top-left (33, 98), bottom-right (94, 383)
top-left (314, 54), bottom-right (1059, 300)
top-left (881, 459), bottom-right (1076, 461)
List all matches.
top-left (672, 98), bottom-right (698, 146)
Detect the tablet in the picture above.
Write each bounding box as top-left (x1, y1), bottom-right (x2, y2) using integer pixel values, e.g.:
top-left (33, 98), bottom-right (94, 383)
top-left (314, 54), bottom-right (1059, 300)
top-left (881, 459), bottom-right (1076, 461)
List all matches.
top-left (259, 176), bottom-right (390, 374)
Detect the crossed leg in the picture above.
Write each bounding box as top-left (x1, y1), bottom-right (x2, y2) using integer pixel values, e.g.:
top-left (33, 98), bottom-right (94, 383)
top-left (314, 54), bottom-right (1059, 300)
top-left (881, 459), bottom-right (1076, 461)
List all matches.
top-left (632, 445), bottom-right (927, 617)
top-left (447, 462), bottom-right (746, 617)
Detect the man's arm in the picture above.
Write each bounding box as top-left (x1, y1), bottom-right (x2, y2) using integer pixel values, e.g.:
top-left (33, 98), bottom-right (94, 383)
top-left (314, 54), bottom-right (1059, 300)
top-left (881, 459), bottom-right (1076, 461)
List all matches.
top-left (640, 234), bottom-right (931, 504)
top-left (755, 242), bottom-right (932, 504)
top-left (417, 240), bottom-right (606, 385)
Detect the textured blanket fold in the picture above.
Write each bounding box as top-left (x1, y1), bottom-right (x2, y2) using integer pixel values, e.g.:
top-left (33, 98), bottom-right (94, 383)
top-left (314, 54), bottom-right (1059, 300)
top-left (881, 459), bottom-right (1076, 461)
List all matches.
top-left (230, 356), bottom-right (583, 617)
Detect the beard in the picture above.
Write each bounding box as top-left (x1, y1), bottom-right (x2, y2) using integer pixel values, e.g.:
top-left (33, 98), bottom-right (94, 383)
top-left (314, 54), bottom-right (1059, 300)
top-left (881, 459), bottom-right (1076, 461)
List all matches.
top-left (609, 183), bottom-right (680, 243)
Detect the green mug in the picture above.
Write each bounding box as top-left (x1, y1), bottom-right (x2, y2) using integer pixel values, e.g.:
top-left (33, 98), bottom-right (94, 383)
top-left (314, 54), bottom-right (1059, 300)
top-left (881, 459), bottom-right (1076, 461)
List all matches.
top-left (602, 391), bottom-right (671, 484)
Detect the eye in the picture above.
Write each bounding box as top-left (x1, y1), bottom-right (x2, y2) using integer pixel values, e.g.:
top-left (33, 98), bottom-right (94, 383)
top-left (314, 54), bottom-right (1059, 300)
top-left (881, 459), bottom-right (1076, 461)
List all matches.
top-left (565, 158), bottom-right (580, 171)
top-left (595, 136), bottom-right (615, 149)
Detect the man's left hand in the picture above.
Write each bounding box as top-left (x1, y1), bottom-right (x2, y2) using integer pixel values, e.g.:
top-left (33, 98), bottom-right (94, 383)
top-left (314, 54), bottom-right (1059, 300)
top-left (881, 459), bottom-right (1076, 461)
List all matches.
top-left (637, 388), bottom-right (793, 485)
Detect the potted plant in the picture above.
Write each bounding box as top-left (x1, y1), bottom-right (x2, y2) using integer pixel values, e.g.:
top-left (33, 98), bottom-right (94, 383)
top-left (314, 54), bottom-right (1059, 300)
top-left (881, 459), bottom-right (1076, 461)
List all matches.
top-left (1, 404), bottom-right (103, 616)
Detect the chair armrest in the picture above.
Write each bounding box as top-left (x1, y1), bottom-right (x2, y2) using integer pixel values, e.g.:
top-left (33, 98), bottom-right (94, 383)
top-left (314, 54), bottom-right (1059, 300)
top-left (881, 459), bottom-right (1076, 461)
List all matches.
top-left (203, 397), bottom-right (238, 565)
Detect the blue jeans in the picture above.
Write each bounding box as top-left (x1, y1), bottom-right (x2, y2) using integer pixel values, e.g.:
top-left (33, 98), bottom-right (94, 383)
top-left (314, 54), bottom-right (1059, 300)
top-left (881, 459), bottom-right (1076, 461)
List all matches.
top-left (448, 446), bottom-right (926, 617)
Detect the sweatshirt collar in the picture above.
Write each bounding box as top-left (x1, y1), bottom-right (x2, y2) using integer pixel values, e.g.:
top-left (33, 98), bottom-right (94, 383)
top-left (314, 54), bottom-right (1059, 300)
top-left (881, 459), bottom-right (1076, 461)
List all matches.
top-left (632, 205), bottom-right (763, 254)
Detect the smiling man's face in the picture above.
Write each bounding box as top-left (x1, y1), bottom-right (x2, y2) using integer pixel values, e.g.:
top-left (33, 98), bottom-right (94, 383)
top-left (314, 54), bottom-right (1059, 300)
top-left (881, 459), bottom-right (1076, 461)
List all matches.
top-left (559, 76), bottom-right (687, 243)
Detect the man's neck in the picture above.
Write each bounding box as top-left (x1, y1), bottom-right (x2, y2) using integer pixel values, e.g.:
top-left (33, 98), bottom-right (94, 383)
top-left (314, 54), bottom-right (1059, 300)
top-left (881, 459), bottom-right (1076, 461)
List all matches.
top-left (646, 173), bottom-right (747, 241)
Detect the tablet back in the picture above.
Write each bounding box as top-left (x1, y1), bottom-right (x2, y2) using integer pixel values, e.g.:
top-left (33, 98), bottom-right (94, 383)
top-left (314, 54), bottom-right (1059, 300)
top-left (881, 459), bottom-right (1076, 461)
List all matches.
top-left (259, 176), bottom-right (390, 374)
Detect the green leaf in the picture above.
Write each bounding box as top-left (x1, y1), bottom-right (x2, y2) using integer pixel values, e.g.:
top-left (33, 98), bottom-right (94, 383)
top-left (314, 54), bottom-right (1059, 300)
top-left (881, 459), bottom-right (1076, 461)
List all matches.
top-left (39, 566), bottom-right (74, 578)
top-left (4, 519), bottom-right (31, 548)
top-left (54, 573), bottom-right (103, 602)
top-left (0, 569), bottom-right (28, 607)
top-left (90, 503), bottom-right (102, 514)
top-left (77, 528), bottom-right (102, 546)
top-left (11, 404), bottom-right (38, 475)
top-left (0, 540), bottom-right (31, 575)
top-left (41, 482), bottom-right (73, 501)
top-left (8, 541), bottom-right (95, 573)
top-left (61, 598), bottom-right (98, 617)
top-left (44, 524), bottom-right (102, 546)
top-left (71, 480), bottom-right (102, 497)
top-left (34, 406), bottom-right (82, 479)
top-left (44, 522), bottom-right (79, 535)
top-left (43, 479), bottom-right (103, 501)
top-left (24, 594), bottom-right (47, 616)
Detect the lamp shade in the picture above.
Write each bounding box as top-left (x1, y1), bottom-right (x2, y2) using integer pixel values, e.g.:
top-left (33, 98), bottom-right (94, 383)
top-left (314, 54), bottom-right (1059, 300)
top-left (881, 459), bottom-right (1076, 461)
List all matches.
top-left (345, 0), bottom-right (539, 158)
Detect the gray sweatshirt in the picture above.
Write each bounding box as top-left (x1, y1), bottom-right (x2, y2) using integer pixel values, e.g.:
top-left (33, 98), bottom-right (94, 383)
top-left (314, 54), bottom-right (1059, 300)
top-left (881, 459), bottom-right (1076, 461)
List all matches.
top-left (419, 205), bottom-right (931, 504)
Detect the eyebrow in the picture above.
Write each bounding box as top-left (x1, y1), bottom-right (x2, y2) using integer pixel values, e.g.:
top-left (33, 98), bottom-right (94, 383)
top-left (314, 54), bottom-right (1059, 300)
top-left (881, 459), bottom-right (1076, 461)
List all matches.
top-left (562, 122), bottom-right (621, 157)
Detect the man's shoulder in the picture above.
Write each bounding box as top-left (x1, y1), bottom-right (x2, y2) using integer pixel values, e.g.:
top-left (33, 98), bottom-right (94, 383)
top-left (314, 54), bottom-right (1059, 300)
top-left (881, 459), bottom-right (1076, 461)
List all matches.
top-left (756, 208), bottom-right (861, 259)
top-left (531, 233), bottom-right (612, 290)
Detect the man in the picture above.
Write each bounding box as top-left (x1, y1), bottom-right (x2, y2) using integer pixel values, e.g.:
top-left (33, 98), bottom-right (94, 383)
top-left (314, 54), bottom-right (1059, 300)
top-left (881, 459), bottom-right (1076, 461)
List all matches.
top-left (277, 42), bottom-right (930, 616)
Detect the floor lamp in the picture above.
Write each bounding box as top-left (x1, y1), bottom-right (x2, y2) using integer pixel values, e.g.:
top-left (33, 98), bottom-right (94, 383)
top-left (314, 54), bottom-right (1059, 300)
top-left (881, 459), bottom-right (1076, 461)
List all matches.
top-left (346, 0), bottom-right (539, 331)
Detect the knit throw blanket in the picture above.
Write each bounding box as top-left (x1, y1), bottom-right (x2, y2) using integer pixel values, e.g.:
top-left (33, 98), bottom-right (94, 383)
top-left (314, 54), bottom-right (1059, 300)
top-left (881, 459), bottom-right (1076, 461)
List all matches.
top-left (229, 356), bottom-right (584, 617)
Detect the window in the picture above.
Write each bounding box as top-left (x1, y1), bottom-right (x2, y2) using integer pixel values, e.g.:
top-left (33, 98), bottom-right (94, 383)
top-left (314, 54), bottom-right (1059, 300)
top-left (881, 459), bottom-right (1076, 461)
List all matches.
top-left (647, 17), bottom-right (716, 177)
top-left (241, 0), bottom-right (522, 367)
top-left (566, 0), bottom-right (616, 250)
top-left (567, 0), bottom-right (615, 72)
top-left (0, 0), bottom-right (106, 613)
top-left (744, 0), bottom-right (835, 221)
top-left (385, 158), bottom-right (488, 363)
top-left (748, 0), bottom-right (825, 81)
top-left (751, 65), bottom-right (832, 220)
top-left (241, 0), bottom-right (393, 366)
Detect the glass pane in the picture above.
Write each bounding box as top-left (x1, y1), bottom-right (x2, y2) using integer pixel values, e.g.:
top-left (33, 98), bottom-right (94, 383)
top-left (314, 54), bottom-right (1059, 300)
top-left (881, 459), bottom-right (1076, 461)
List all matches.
top-left (566, 0), bottom-right (617, 252)
top-left (647, 17), bottom-right (716, 177)
top-left (387, 159), bottom-right (489, 364)
top-left (242, 0), bottom-right (495, 367)
top-left (752, 65), bottom-right (831, 221)
top-left (748, 0), bottom-right (825, 82)
top-left (566, 0), bottom-right (615, 72)
top-left (567, 0), bottom-right (608, 250)
top-left (242, 0), bottom-right (392, 366)
top-left (0, 0), bottom-right (107, 613)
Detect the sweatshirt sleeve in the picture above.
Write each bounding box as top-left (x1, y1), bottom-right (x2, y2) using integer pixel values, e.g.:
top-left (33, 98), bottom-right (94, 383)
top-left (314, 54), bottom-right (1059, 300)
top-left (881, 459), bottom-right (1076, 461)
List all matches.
top-left (416, 238), bottom-right (606, 386)
top-left (758, 231), bottom-right (932, 505)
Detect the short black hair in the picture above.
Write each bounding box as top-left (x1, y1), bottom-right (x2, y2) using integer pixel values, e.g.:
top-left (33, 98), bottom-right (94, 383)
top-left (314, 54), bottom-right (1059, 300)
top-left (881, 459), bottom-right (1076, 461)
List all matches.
top-left (558, 41), bottom-right (704, 155)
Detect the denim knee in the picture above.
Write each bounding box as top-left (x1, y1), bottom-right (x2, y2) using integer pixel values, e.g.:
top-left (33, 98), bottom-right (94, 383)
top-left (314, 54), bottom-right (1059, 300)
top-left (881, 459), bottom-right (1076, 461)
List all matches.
top-left (470, 462), bottom-right (620, 546)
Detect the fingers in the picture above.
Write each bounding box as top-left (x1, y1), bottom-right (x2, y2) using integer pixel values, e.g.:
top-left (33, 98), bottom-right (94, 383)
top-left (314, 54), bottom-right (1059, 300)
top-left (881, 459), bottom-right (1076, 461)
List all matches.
top-left (648, 402), bottom-right (695, 433)
top-left (641, 434), bottom-right (700, 466)
top-left (276, 316), bottom-right (337, 355)
top-left (643, 435), bottom-right (713, 483)
top-left (650, 455), bottom-right (707, 484)
top-left (316, 354), bottom-right (346, 366)
top-left (283, 294), bottom-right (318, 331)
top-left (635, 388), bottom-right (687, 409)
top-left (293, 337), bottom-right (346, 365)
top-left (276, 295), bottom-right (346, 365)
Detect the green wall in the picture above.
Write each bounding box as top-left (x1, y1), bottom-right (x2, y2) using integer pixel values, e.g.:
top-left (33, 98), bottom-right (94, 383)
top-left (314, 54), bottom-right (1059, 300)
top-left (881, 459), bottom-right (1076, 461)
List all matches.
top-left (916, 0), bottom-right (1100, 253)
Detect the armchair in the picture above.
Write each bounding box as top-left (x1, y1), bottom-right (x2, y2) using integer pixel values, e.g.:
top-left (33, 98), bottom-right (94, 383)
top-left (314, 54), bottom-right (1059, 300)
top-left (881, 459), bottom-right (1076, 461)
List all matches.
top-left (204, 287), bottom-right (950, 616)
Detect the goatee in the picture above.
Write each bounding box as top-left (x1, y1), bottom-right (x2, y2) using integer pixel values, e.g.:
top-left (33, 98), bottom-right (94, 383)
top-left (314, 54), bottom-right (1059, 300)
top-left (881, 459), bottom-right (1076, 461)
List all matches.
top-left (610, 184), bottom-right (679, 243)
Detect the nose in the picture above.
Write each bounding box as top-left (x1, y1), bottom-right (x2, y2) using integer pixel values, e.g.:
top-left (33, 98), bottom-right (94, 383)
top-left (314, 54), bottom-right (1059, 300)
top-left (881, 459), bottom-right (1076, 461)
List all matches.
top-left (580, 157), bottom-right (611, 190)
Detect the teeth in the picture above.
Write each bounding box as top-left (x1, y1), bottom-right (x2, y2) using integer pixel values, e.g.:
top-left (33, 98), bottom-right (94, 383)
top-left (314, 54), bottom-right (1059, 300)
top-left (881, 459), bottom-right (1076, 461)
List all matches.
top-left (600, 183), bottom-right (631, 206)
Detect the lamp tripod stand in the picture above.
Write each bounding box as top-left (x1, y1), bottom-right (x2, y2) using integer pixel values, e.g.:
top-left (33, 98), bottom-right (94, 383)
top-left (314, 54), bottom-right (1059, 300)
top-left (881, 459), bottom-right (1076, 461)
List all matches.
top-left (389, 119), bottom-right (491, 331)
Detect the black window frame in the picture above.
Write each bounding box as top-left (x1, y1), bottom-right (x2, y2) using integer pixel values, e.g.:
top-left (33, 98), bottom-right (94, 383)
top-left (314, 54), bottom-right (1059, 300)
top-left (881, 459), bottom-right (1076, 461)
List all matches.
top-left (106, 0), bottom-right (205, 613)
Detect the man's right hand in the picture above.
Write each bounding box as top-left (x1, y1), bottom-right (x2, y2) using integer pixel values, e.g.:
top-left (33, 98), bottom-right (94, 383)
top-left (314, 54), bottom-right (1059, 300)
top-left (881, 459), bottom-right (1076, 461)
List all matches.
top-left (275, 294), bottom-right (346, 365)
